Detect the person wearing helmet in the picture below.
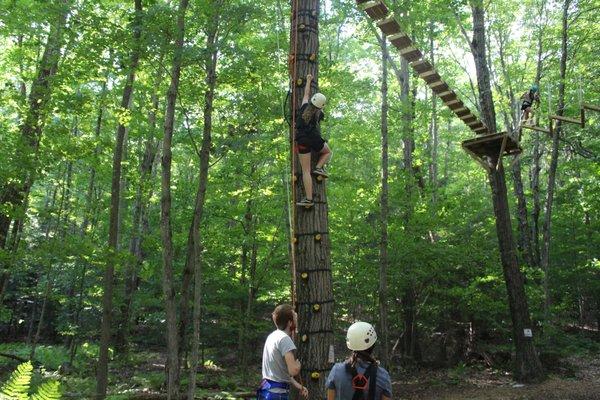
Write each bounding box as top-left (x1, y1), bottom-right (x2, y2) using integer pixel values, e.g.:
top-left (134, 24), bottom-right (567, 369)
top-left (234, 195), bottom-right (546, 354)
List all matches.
top-left (295, 73), bottom-right (332, 208)
top-left (520, 84), bottom-right (540, 124)
top-left (257, 304), bottom-right (309, 400)
top-left (325, 322), bottom-right (392, 400)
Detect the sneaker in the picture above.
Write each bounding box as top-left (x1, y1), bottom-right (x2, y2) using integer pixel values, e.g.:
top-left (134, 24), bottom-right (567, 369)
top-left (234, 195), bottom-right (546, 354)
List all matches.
top-left (296, 198), bottom-right (314, 207)
top-left (313, 167), bottom-right (329, 177)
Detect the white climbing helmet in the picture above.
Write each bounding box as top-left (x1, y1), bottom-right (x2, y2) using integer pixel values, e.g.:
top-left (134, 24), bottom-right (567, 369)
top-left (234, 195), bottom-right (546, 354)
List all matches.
top-left (346, 321), bottom-right (377, 351)
top-left (311, 93), bottom-right (327, 109)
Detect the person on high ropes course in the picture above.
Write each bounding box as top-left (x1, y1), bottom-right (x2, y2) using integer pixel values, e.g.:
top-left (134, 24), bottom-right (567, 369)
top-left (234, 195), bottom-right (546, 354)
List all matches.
top-left (520, 84), bottom-right (540, 124)
top-left (295, 73), bottom-right (332, 208)
top-left (257, 304), bottom-right (308, 400)
top-left (325, 322), bottom-right (392, 400)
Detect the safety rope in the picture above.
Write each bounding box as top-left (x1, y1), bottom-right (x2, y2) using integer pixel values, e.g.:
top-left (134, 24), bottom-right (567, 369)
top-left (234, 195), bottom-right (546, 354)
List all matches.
top-left (289, 0), bottom-right (306, 392)
top-left (290, 0), bottom-right (299, 317)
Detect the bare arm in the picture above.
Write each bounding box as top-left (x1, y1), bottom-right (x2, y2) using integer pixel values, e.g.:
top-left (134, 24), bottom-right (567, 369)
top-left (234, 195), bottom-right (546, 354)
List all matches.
top-left (290, 377), bottom-right (308, 398)
top-left (284, 351), bottom-right (301, 377)
top-left (382, 396), bottom-right (391, 400)
top-left (302, 74), bottom-right (313, 105)
top-left (327, 389), bottom-right (336, 400)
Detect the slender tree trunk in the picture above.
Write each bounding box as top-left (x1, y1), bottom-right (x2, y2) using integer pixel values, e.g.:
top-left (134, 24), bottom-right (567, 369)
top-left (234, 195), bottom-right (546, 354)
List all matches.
top-left (290, 1), bottom-right (334, 396)
top-left (378, 36), bottom-right (390, 368)
top-left (540, 0), bottom-right (570, 318)
top-left (0, 1), bottom-right (69, 301)
top-left (470, 0), bottom-right (544, 382)
top-left (187, 13), bottom-right (219, 400)
top-left (96, 1), bottom-right (143, 398)
top-left (530, 0), bottom-right (547, 269)
top-left (118, 62), bottom-right (163, 352)
top-left (161, 0), bottom-right (189, 398)
top-left (29, 276), bottom-right (53, 360)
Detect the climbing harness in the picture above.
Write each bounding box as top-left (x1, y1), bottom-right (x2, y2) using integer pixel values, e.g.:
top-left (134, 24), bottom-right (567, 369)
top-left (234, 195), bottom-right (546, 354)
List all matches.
top-left (345, 362), bottom-right (378, 400)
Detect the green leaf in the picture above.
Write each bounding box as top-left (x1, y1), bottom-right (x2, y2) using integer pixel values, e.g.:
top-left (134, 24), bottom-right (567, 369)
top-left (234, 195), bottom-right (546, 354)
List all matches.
top-left (1, 361), bottom-right (32, 400)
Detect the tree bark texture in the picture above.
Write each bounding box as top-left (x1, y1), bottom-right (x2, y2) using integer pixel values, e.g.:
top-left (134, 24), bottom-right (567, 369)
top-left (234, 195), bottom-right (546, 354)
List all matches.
top-left (470, 1), bottom-right (545, 382)
top-left (96, 1), bottom-right (143, 398)
top-left (540, 0), bottom-right (570, 318)
top-left (160, 0), bottom-right (189, 398)
top-left (290, 1), bottom-right (334, 397)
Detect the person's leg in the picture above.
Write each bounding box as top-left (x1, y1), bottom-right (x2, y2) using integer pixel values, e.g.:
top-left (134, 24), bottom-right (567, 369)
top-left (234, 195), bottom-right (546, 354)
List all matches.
top-left (523, 106), bottom-right (531, 122)
top-left (298, 152), bottom-right (313, 201)
top-left (316, 143), bottom-right (332, 169)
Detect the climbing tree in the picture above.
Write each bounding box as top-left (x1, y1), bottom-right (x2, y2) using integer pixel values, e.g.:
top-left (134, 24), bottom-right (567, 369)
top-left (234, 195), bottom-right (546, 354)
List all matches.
top-left (289, 0), bottom-right (334, 397)
top-left (467, 0), bottom-right (545, 382)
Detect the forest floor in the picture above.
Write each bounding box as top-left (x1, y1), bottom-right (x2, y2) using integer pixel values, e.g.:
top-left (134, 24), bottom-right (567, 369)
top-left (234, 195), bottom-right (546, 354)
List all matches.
top-left (393, 355), bottom-right (600, 400)
top-left (1, 343), bottom-right (600, 399)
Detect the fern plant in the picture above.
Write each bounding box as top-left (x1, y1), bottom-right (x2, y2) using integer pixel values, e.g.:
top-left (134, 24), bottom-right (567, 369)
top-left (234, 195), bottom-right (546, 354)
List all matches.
top-left (0, 362), bottom-right (61, 400)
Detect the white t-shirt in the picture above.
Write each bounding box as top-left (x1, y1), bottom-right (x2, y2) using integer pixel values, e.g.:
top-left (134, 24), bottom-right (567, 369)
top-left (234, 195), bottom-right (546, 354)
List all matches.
top-left (262, 329), bottom-right (296, 383)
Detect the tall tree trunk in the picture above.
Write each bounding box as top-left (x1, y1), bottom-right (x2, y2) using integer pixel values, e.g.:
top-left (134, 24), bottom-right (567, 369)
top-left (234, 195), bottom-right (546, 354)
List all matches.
top-left (96, 1), bottom-right (143, 398)
top-left (290, 1), bottom-right (334, 396)
top-left (118, 61), bottom-right (163, 352)
top-left (0, 1), bottom-right (69, 301)
top-left (540, 0), bottom-right (570, 318)
top-left (470, 0), bottom-right (544, 382)
top-left (377, 36), bottom-right (390, 368)
top-left (397, 48), bottom-right (421, 362)
top-left (161, 0), bottom-right (189, 398)
top-left (186, 12), bottom-right (219, 400)
top-left (530, 0), bottom-right (547, 269)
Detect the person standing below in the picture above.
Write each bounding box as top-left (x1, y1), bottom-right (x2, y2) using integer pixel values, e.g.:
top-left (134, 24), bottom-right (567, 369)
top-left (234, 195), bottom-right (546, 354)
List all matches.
top-left (326, 322), bottom-right (392, 400)
top-left (295, 73), bottom-right (332, 208)
top-left (258, 304), bottom-right (308, 400)
top-left (520, 84), bottom-right (540, 124)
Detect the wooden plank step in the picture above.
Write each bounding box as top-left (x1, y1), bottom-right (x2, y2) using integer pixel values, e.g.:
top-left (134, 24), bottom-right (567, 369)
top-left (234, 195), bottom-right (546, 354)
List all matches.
top-left (521, 124), bottom-right (550, 134)
top-left (423, 73), bottom-right (442, 85)
top-left (361, 1), bottom-right (389, 20)
top-left (456, 108), bottom-right (471, 118)
top-left (389, 33), bottom-right (412, 50)
top-left (440, 91), bottom-right (457, 102)
top-left (412, 60), bottom-right (433, 74)
top-left (446, 99), bottom-right (463, 110)
top-left (377, 17), bottom-right (401, 35)
top-left (399, 47), bottom-right (422, 62)
top-left (582, 103), bottom-right (600, 112)
top-left (550, 114), bottom-right (582, 125)
top-left (432, 83), bottom-right (451, 95)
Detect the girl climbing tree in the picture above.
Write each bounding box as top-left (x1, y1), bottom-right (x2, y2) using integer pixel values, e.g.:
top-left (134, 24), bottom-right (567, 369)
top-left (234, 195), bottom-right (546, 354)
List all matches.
top-left (289, 0), bottom-right (334, 398)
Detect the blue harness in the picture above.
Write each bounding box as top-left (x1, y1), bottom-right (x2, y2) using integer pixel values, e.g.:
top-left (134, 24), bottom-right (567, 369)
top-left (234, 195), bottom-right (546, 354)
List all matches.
top-left (256, 379), bottom-right (290, 400)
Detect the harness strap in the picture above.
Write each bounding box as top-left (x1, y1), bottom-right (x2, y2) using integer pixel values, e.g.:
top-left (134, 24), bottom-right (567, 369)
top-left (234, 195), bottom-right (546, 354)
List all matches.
top-left (346, 362), bottom-right (378, 400)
